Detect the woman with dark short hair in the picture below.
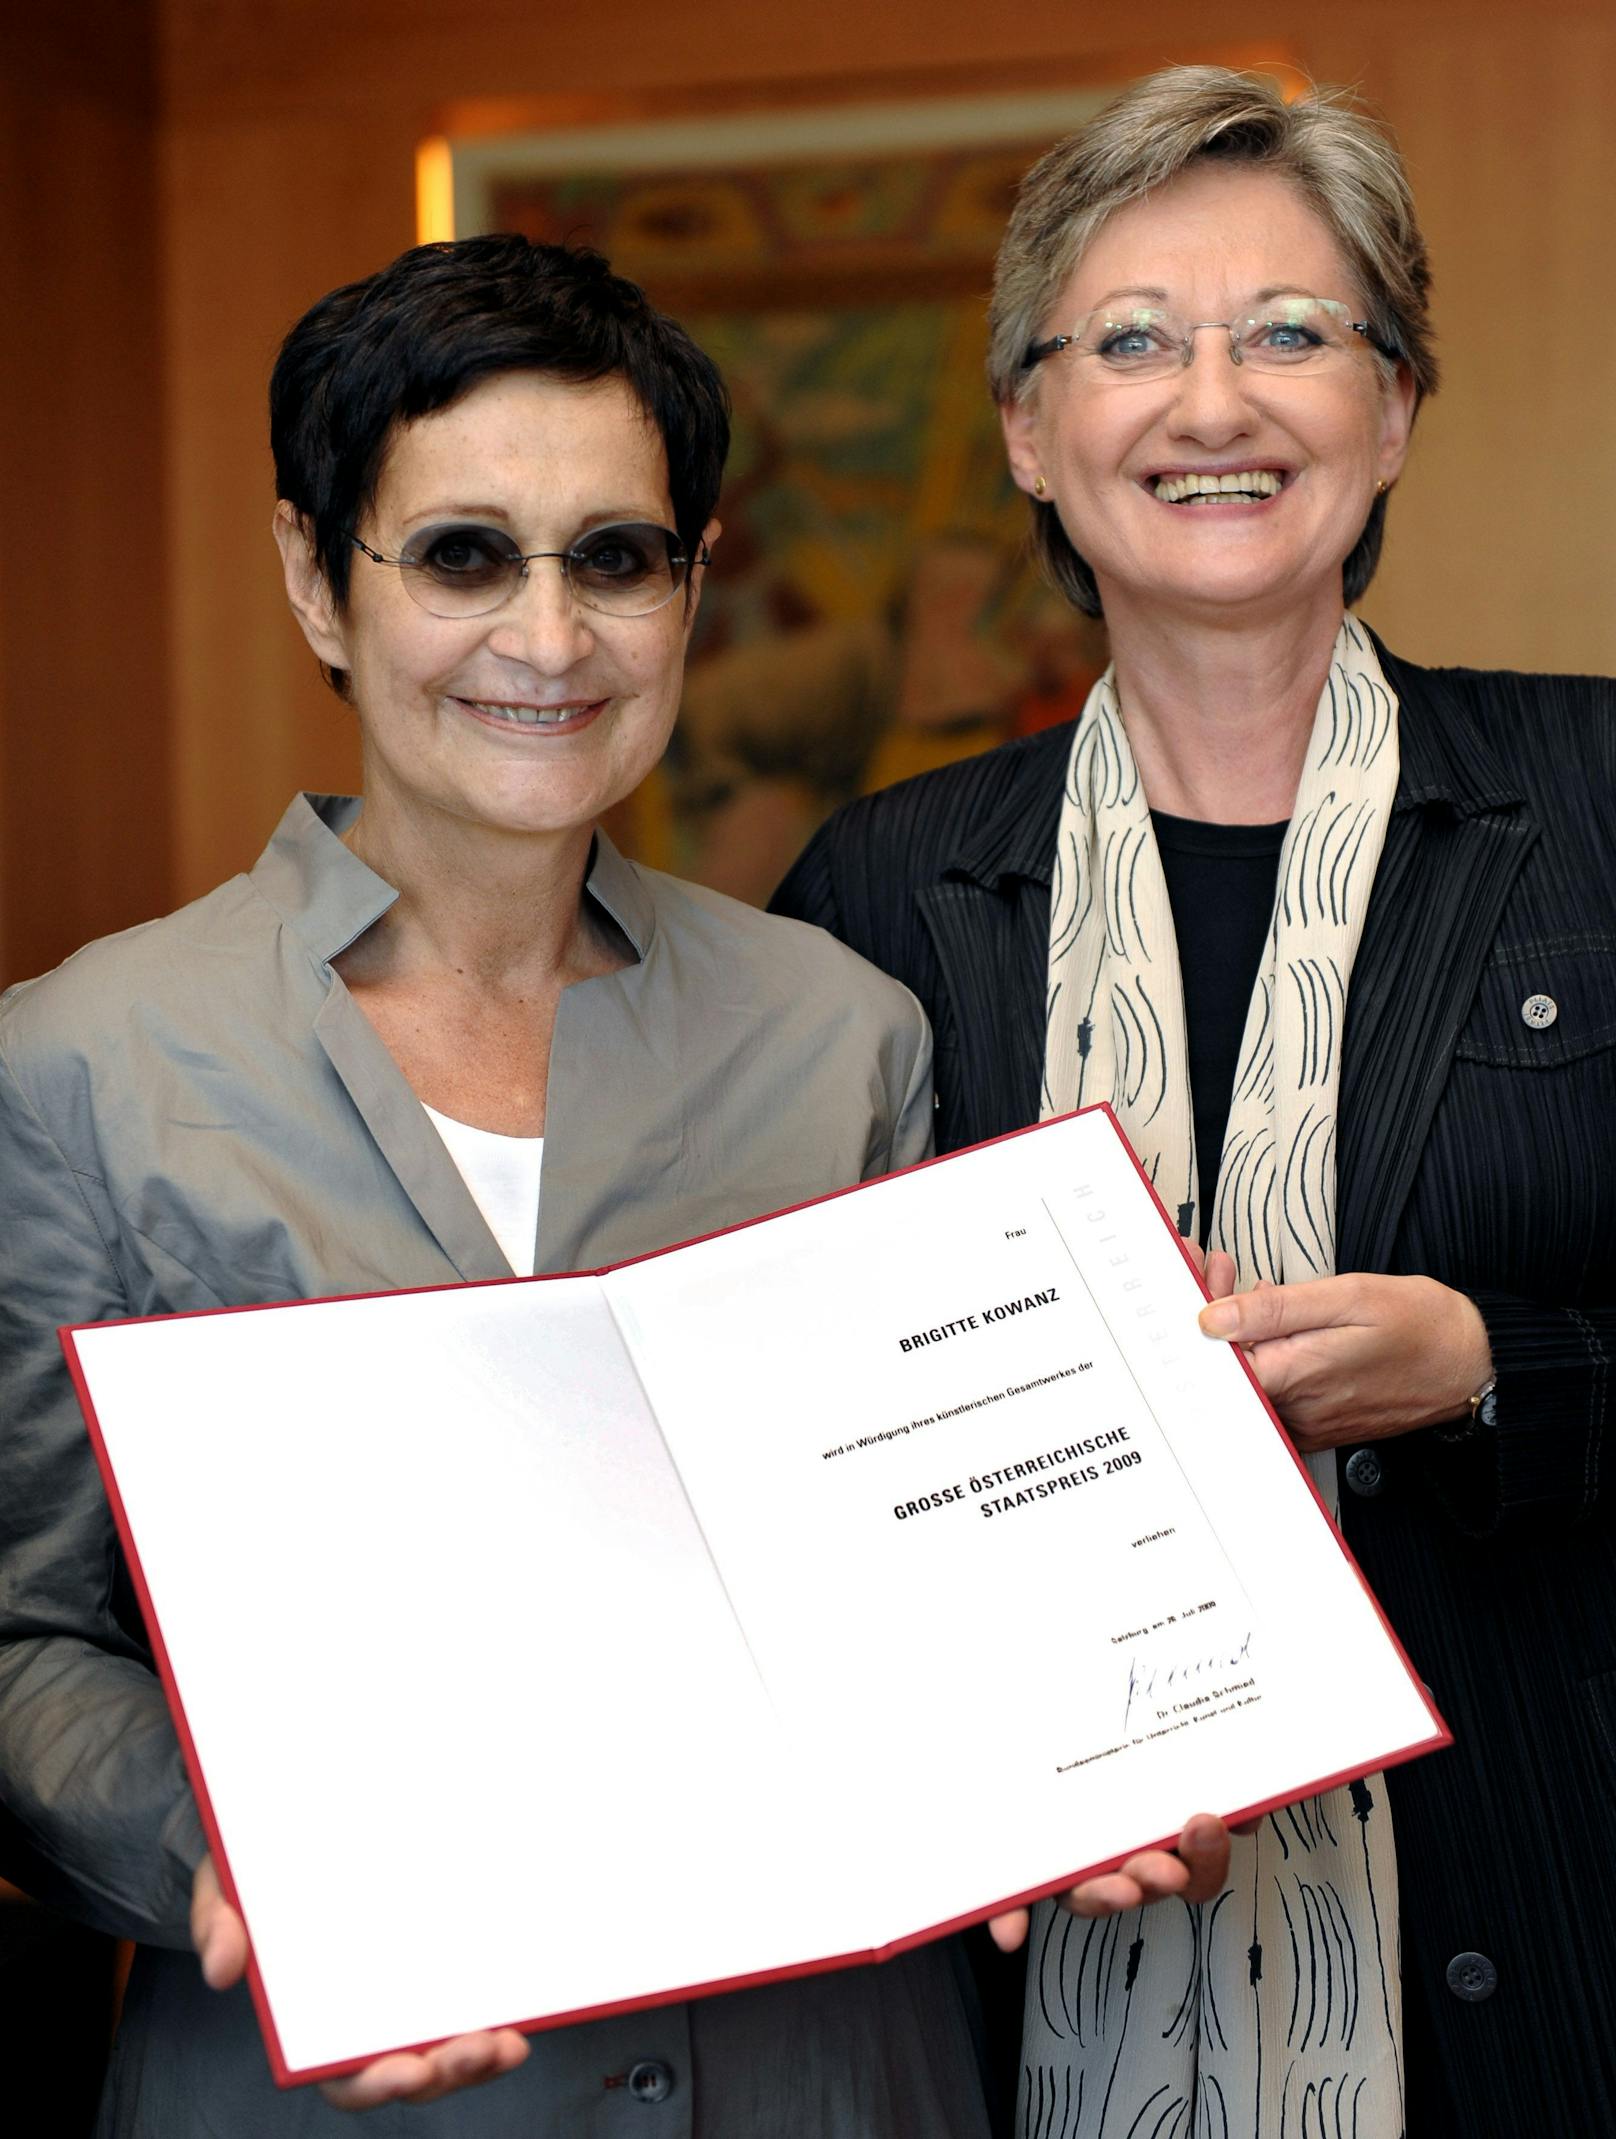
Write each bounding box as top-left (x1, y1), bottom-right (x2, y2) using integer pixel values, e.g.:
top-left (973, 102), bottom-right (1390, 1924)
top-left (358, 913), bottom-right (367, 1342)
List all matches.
top-left (775, 64), bottom-right (1616, 2138)
top-left (0, 237), bottom-right (1226, 2136)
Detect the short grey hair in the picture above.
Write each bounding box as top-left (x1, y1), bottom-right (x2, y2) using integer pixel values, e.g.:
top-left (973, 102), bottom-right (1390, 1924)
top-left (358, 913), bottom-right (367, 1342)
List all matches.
top-left (989, 66), bottom-right (1439, 617)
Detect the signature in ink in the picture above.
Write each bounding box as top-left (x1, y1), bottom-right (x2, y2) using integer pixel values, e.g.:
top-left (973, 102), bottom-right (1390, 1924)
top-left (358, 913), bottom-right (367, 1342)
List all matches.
top-left (1123, 1629), bottom-right (1255, 1731)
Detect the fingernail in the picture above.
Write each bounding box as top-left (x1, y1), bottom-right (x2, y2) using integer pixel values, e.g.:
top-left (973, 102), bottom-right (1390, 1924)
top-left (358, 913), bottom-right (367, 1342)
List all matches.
top-left (1182, 1816), bottom-right (1219, 1850)
top-left (1199, 1303), bottom-right (1238, 1338)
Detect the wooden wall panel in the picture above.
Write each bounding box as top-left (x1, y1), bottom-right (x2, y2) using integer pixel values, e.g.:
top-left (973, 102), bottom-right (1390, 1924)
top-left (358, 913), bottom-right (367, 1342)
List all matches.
top-left (161, 112), bottom-right (386, 900)
top-left (7, 1), bottom-right (1612, 935)
top-left (1311, 16), bottom-right (1616, 674)
top-left (0, 6), bottom-right (170, 985)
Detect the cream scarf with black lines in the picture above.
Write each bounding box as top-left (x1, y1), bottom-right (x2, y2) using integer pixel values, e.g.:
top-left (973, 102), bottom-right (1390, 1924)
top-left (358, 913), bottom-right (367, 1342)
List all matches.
top-left (1027, 615), bottom-right (1405, 2137)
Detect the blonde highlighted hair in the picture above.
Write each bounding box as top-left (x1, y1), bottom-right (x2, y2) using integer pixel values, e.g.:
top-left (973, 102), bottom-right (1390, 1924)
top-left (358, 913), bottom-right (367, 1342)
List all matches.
top-left (990, 66), bottom-right (1438, 614)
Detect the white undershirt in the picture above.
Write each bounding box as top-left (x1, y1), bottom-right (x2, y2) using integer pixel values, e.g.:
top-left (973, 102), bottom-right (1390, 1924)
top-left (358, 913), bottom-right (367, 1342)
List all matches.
top-left (421, 1104), bottom-right (544, 1277)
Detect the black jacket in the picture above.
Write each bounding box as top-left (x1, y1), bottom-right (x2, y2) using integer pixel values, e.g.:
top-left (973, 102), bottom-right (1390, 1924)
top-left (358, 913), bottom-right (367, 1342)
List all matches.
top-left (772, 644), bottom-right (1616, 2137)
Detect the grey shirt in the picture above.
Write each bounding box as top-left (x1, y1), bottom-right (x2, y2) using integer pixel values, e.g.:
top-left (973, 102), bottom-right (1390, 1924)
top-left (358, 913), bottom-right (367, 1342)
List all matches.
top-left (0, 795), bottom-right (987, 2138)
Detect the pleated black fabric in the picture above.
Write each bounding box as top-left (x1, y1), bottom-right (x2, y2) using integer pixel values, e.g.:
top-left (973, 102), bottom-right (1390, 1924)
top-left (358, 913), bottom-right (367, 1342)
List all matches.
top-left (771, 640), bottom-right (1616, 2139)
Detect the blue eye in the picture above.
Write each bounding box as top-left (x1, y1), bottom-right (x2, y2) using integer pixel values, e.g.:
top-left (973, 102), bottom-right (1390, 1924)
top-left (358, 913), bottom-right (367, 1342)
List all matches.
top-left (1253, 321), bottom-right (1325, 355)
top-left (1096, 325), bottom-right (1171, 365)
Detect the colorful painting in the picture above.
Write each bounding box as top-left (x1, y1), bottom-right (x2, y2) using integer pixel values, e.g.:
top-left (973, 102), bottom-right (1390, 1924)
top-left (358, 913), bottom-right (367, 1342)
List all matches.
top-left (442, 90), bottom-right (1140, 899)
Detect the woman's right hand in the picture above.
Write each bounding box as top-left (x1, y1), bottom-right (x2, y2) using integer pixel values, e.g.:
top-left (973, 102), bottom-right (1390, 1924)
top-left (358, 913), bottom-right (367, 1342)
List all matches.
top-left (189, 1855), bottom-right (530, 2109)
top-left (190, 1853), bottom-right (248, 1991)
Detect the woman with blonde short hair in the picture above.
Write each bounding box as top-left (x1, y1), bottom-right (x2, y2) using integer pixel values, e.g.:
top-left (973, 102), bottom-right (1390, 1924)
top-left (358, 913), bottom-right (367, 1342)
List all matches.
top-left (778, 64), bottom-right (1616, 2137)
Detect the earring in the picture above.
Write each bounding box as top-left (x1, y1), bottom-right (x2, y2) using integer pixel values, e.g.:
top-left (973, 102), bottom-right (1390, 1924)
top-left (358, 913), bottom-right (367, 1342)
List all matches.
top-left (1375, 478), bottom-right (1389, 496)
top-left (1033, 475), bottom-right (1048, 498)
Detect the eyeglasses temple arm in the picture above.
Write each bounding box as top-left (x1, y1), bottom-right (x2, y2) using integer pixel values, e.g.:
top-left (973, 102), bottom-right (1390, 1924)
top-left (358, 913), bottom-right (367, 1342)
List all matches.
top-left (1022, 334), bottom-right (1072, 370)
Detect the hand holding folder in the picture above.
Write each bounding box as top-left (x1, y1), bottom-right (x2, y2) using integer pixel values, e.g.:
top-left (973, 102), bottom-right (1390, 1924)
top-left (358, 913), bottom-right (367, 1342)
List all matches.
top-left (69, 1108), bottom-right (1444, 2088)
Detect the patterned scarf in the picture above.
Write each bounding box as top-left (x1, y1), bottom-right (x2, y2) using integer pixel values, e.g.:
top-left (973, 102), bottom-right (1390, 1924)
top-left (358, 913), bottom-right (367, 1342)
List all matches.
top-left (1027, 615), bottom-right (1404, 2137)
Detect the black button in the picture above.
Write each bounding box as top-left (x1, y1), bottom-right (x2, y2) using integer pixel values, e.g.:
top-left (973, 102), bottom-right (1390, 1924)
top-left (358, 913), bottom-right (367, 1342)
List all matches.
top-left (1344, 1448), bottom-right (1385, 1497)
top-left (627, 2059), bottom-right (676, 2104)
top-left (1445, 1951), bottom-right (1498, 2003)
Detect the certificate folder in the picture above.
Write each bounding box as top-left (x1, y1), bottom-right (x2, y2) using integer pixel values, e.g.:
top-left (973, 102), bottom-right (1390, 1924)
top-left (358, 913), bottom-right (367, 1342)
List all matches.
top-left (63, 1105), bottom-right (1448, 2087)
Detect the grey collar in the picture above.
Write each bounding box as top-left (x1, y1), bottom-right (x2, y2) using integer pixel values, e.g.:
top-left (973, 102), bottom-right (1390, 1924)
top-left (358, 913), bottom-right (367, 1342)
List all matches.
top-left (248, 793), bottom-right (657, 968)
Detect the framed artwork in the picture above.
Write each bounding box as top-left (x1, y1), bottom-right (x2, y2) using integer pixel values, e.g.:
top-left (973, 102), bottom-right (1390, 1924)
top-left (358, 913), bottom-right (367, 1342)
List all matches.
top-left (423, 55), bottom-right (1303, 901)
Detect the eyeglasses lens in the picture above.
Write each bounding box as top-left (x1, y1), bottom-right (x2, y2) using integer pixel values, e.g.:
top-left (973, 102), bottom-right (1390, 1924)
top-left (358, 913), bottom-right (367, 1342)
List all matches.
top-left (1236, 298), bottom-right (1354, 370)
top-left (395, 522), bottom-right (688, 619)
top-left (569, 524), bottom-right (683, 616)
top-left (1080, 297), bottom-right (1357, 378)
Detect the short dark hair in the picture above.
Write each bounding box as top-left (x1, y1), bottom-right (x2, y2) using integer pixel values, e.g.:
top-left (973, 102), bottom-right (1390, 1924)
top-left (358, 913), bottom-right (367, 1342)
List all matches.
top-left (270, 233), bottom-right (731, 625)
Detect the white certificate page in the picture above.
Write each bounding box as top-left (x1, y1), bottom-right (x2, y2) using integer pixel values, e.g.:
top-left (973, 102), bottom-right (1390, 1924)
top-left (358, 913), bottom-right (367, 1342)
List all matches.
top-left (606, 1108), bottom-right (1446, 1943)
top-left (68, 1106), bottom-right (1445, 2085)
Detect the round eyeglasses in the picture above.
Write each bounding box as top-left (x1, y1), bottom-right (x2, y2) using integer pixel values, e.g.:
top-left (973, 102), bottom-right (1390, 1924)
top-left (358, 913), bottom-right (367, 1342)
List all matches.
top-left (349, 520), bottom-right (709, 620)
top-left (1022, 295), bottom-right (1396, 383)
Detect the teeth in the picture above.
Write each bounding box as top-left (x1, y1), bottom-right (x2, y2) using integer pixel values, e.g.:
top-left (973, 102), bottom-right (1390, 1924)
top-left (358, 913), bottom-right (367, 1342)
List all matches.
top-left (466, 701), bottom-right (591, 726)
top-left (1153, 469), bottom-right (1283, 504)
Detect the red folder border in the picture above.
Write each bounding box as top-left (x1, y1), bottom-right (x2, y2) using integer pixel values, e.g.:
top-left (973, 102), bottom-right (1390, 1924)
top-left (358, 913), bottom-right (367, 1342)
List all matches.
top-left (61, 1102), bottom-right (1451, 2088)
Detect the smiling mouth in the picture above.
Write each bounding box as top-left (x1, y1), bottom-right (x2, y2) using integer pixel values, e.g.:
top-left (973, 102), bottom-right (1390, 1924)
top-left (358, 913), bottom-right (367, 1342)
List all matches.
top-left (457, 698), bottom-right (605, 729)
top-left (1151, 469), bottom-right (1286, 505)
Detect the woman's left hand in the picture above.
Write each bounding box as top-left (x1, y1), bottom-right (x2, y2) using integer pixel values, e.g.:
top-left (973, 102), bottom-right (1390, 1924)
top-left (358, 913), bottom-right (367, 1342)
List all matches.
top-left (1198, 1273), bottom-right (1492, 1452)
top-left (986, 1814), bottom-right (1232, 1951)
